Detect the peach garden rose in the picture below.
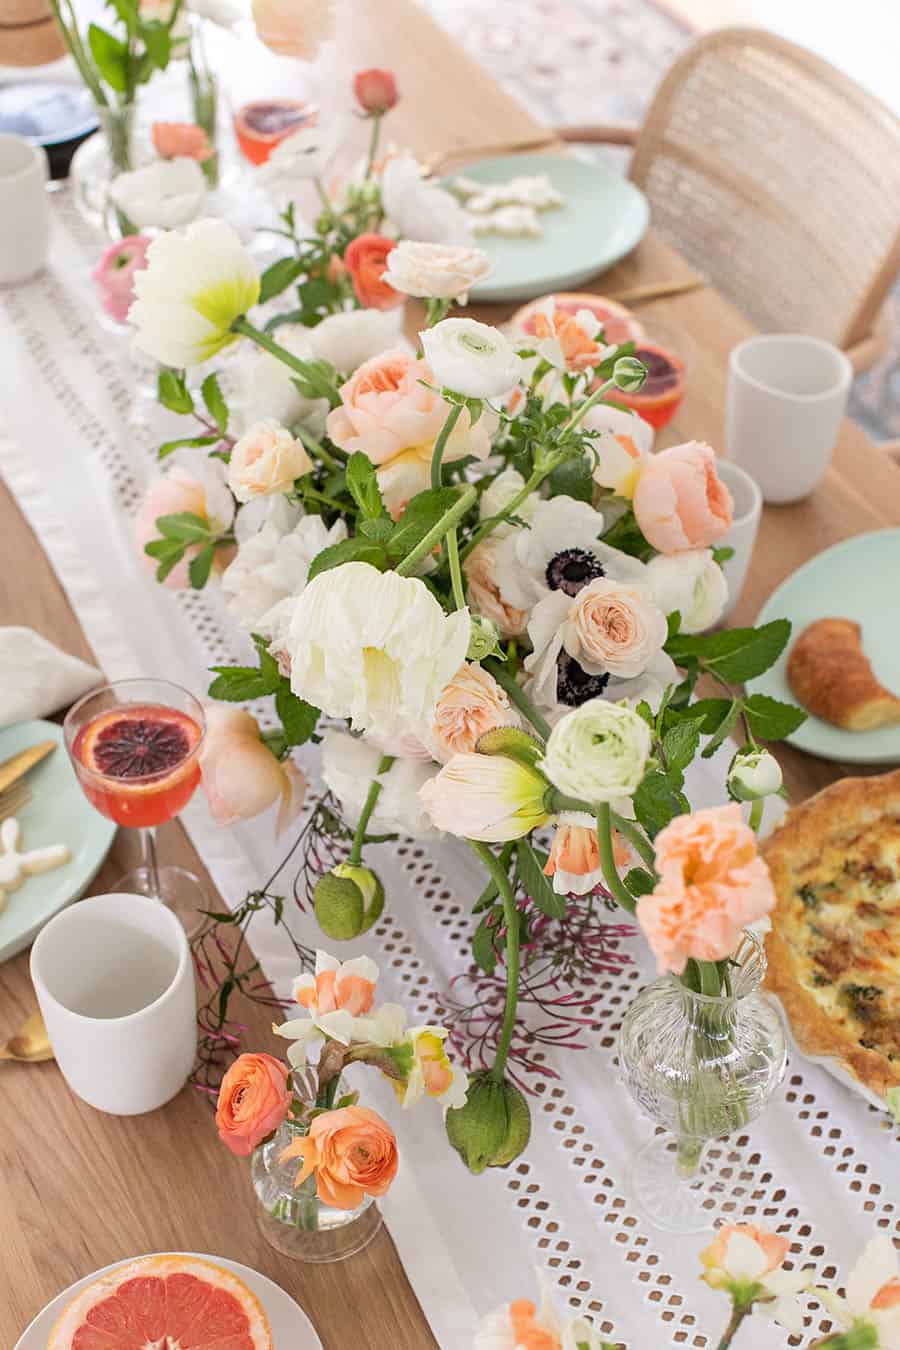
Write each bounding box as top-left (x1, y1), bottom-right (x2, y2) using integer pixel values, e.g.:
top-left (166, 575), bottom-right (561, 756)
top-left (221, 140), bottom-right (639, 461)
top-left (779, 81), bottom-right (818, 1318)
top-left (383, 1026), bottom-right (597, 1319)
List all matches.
top-left (429, 662), bottom-right (520, 762)
top-left (227, 419), bottom-right (312, 502)
top-left (279, 1105), bottom-right (399, 1209)
top-left (633, 440), bottom-right (733, 554)
top-left (215, 1052), bottom-right (292, 1156)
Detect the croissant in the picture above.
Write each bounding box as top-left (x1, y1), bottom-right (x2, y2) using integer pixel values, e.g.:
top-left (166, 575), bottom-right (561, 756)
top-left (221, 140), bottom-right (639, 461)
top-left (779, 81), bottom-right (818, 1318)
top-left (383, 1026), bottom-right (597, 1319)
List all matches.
top-left (787, 618), bottom-right (900, 731)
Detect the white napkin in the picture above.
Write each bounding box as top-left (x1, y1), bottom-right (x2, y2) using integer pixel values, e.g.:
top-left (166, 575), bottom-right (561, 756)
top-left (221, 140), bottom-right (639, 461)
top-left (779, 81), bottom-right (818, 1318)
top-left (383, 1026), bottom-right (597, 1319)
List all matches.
top-left (0, 627), bottom-right (102, 727)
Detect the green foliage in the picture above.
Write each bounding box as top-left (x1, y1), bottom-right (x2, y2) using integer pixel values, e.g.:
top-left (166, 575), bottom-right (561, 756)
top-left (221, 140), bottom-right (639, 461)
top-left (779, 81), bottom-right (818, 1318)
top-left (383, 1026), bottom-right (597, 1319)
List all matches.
top-left (547, 454), bottom-right (594, 502)
top-left (624, 867), bottom-right (656, 897)
top-left (157, 435), bottom-right (220, 460)
top-left (515, 840), bottom-right (566, 919)
top-left (157, 369), bottom-right (194, 415)
top-left (201, 373), bottom-right (229, 433)
top-left (385, 487), bottom-right (462, 560)
top-left (666, 619), bottom-right (791, 684)
top-left (274, 685), bottom-right (320, 746)
top-left (259, 257), bottom-right (306, 305)
top-left (743, 693), bottom-right (807, 740)
top-left (633, 770), bottom-right (690, 839)
top-left (306, 536), bottom-right (388, 582)
top-left (87, 24), bottom-right (129, 91)
top-left (143, 511), bottom-right (228, 587)
top-left (345, 452), bottom-right (387, 521)
top-left (600, 507), bottom-right (655, 562)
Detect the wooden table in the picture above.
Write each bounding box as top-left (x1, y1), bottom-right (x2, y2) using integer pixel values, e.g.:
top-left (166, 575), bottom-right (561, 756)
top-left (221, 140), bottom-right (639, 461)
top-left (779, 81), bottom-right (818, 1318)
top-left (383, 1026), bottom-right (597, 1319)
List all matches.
top-left (2, 1), bottom-right (899, 1345)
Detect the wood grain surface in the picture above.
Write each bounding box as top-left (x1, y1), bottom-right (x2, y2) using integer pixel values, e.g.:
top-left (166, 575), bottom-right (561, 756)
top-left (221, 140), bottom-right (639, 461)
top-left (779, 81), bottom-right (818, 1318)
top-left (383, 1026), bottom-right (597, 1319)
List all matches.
top-left (1, 0), bottom-right (899, 1345)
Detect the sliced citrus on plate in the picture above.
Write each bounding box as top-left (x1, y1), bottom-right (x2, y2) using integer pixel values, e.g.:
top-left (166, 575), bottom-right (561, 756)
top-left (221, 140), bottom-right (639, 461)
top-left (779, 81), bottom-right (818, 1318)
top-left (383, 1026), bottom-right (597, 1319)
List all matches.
top-left (508, 291), bottom-right (645, 346)
top-left (234, 98), bottom-right (316, 165)
top-left (47, 1254), bottom-right (273, 1350)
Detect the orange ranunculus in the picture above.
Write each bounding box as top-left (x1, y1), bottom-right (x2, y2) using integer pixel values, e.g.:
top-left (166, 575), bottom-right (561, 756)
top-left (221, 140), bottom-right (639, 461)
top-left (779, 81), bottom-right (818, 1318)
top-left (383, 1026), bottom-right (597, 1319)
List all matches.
top-left (216, 1052), bottom-right (292, 1157)
top-left (151, 121), bottom-right (214, 163)
top-left (353, 68), bottom-right (399, 116)
top-left (343, 234), bottom-right (403, 312)
top-left (636, 804), bottom-right (776, 975)
top-left (280, 1105), bottom-right (398, 1209)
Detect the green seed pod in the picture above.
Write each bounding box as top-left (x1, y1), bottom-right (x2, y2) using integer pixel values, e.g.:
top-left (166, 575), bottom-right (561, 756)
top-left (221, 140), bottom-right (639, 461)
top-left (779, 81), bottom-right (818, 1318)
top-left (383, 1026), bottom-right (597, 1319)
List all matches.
top-left (313, 864), bottom-right (385, 940)
top-left (445, 1071), bottom-right (532, 1174)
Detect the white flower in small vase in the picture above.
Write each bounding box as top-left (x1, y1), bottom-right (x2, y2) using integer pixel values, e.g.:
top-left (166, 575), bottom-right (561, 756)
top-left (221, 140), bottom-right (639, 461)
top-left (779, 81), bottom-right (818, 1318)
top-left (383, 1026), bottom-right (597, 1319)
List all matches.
top-left (110, 158), bottom-right (207, 230)
top-left (129, 220), bottom-right (260, 367)
top-left (221, 510), bottom-right (347, 634)
top-left (421, 318), bottom-right (523, 400)
top-left (382, 240), bottom-right (491, 302)
top-left (701, 1224), bottom-right (810, 1335)
top-left (645, 548), bottom-right (727, 634)
top-left (320, 728), bottom-right (442, 840)
top-left (381, 153), bottom-right (473, 245)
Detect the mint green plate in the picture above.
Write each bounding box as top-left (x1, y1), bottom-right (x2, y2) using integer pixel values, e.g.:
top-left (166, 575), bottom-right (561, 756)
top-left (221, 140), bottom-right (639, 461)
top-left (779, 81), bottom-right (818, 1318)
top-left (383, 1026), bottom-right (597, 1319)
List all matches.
top-left (0, 719), bottom-right (116, 963)
top-left (747, 529), bottom-right (900, 765)
top-left (447, 153), bottom-right (649, 304)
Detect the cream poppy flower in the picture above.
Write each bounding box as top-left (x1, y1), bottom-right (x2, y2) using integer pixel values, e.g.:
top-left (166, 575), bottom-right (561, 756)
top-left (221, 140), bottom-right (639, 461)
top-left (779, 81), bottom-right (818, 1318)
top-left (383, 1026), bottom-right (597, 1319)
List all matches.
top-left (285, 562), bottom-right (471, 743)
top-left (419, 752), bottom-right (550, 842)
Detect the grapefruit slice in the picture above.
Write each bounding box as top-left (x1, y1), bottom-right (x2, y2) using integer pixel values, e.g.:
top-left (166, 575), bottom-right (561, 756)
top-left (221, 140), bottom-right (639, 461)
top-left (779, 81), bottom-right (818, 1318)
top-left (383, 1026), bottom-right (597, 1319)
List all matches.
top-left (234, 99), bottom-right (316, 165)
top-left (508, 291), bottom-right (644, 347)
top-left (614, 340), bottom-right (687, 430)
top-left (76, 705), bottom-right (201, 782)
top-left (48, 1254), bottom-right (273, 1350)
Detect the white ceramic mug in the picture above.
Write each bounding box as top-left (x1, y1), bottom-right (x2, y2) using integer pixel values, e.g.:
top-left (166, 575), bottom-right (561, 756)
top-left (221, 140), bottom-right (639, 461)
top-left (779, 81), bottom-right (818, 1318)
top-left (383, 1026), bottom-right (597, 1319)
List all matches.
top-left (31, 893), bottom-right (197, 1115)
top-left (0, 133), bottom-right (50, 285)
top-left (716, 460), bottom-right (762, 621)
top-left (726, 334), bottom-right (852, 504)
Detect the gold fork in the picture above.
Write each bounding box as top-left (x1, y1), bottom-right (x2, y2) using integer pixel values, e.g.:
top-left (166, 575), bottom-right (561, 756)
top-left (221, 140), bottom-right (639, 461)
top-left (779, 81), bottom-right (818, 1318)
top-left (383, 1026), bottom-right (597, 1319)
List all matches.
top-left (0, 780), bottom-right (33, 824)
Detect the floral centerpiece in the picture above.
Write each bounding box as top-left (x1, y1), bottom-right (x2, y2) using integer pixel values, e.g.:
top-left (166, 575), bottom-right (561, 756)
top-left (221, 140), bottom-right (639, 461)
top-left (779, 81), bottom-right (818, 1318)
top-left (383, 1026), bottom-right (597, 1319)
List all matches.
top-left (125, 97), bottom-right (805, 1193)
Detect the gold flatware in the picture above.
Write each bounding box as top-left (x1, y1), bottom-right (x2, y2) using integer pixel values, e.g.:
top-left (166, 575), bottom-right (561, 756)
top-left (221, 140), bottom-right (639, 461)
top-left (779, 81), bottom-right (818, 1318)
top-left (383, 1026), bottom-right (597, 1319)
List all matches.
top-left (0, 739), bottom-right (56, 795)
top-left (606, 276), bottom-right (707, 306)
top-left (0, 781), bottom-right (32, 825)
top-left (423, 134), bottom-right (560, 176)
top-left (0, 1009), bottom-right (53, 1063)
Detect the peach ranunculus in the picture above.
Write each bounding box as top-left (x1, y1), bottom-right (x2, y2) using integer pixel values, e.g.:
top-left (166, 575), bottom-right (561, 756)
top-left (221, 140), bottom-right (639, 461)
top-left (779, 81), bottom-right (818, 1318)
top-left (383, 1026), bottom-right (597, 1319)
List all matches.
top-left (151, 121), bottom-right (214, 162)
top-left (199, 704), bottom-right (305, 833)
top-left (353, 68), bottom-right (399, 116)
top-left (216, 1052), bottom-right (292, 1156)
top-left (636, 804), bottom-right (777, 974)
top-left (462, 539), bottom-right (528, 637)
top-left (326, 348), bottom-right (494, 518)
top-left (280, 1105), bottom-right (399, 1208)
top-left (429, 662), bottom-right (520, 763)
top-left (252, 0), bottom-right (333, 58)
top-left (343, 234), bottom-right (403, 312)
top-left (543, 811), bottom-right (630, 897)
top-left (633, 441), bottom-right (733, 554)
top-left (227, 419), bottom-right (312, 502)
top-left (133, 465), bottom-right (233, 590)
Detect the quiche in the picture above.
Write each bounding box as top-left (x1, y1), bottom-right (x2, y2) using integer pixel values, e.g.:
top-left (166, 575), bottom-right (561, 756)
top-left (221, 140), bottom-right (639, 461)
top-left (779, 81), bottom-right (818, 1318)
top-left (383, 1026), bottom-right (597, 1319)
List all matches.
top-left (763, 769), bottom-right (900, 1100)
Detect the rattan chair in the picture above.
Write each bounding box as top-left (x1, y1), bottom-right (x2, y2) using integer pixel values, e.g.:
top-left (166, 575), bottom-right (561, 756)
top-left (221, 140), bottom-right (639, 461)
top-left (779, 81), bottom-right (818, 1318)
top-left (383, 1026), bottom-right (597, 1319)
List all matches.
top-left (559, 28), bottom-right (900, 373)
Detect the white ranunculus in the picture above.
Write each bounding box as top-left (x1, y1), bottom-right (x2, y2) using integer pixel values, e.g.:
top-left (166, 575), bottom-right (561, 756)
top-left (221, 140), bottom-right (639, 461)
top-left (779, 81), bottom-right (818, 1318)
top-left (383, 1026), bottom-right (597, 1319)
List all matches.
top-left (382, 240), bottom-right (491, 301)
top-left (381, 153), bottom-right (473, 245)
top-left (285, 562), bottom-right (471, 742)
top-left (321, 729), bottom-right (441, 839)
top-left (645, 548), bottom-right (727, 634)
top-left (111, 158), bottom-right (206, 230)
top-left (309, 306), bottom-right (409, 373)
top-left (221, 511), bottom-right (347, 634)
top-left (129, 220), bottom-right (260, 367)
top-left (227, 419), bottom-right (312, 502)
top-left (541, 700), bottom-right (652, 804)
top-left (727, 749), bottom-right (783, 802)
top-left (584, 402), bottom-right (654, 499)
top-left (478, 467), bottom-right (538, 541)
top-left (421, 318), bottom-right (523, 400)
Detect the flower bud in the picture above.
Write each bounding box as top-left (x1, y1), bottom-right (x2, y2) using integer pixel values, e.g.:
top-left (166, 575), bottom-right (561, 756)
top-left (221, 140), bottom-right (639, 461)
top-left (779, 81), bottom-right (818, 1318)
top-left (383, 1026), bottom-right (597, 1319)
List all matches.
top-left (445, 1071), bottom-right (531, 1174)
top-left (467, 614), bottom-right (504, 662)
top-left (612, 355), bottom-right (647, 393)
top-left (313, 863), bottom-right (385, 940)
top-left (727, 749), bottom-right (783, 802)
top-left (353, 67), bottom-right (399, 116)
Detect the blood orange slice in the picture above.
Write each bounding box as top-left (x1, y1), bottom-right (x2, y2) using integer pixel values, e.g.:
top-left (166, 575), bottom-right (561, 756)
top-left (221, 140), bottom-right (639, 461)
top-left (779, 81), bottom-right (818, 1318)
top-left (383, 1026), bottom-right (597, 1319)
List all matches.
top-left (48, 1254), bottom-right (273, 1350)
top-left (508, 291), bottom-right (644, 346)
top-left (76, 705), bottom-right (201, 783)
top-left (233, 98), bottom-right (316, 165)
top-left (614, 340), bottom-right (687, 429)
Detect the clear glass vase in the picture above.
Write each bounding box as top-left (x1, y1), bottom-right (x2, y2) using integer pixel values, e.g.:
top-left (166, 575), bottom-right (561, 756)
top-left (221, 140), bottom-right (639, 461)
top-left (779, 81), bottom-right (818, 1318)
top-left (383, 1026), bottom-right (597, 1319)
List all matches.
top-left (70, 100), bottom-right (138, 237)
top-left (188, 22), bottom-right (220, 189)
top-left (618, 931), bottom-right (786, 1234)
top-left (251, 1119), bottom-right (382, 1262)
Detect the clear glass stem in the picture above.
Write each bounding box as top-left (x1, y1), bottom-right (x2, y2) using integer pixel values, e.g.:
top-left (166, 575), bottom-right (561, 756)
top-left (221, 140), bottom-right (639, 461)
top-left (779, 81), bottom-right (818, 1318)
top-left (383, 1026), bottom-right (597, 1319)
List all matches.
top-left (139, 826), bottom-right (161, 900)
top-left (676, 1134), bottom-right (706, 1179)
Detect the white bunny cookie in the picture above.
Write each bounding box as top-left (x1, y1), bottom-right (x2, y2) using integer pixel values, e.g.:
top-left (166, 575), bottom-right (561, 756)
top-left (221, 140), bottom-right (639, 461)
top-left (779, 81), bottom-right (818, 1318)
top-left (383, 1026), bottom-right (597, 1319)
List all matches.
top-left (0, 818), bottom-right (70, 911)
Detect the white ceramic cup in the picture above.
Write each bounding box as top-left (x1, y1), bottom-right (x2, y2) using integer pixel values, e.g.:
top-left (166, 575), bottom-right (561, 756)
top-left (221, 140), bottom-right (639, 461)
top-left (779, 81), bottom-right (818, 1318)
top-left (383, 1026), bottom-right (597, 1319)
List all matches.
top-left (716, 460), bottom-right (763, 621)
top-left (31, 893), bottom-right (196, 1115)
top-left (0, 133), bottom-right (50, 286)
top-left (726, 334), bottom-right (852, 504)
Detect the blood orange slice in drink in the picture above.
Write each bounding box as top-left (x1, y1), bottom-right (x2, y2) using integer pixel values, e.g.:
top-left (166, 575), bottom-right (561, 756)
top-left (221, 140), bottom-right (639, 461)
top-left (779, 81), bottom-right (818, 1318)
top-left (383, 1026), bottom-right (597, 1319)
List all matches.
top-left (234, 98), bottom-right (316, 165)
top-left (48, 1254), bottom-right (273, 1350)
top-left (613, 340), bottom-right (687, 429)
top-left (508, 291), bottom-right (645, 346)
top-left (72, 704), bottom-right (203, 827)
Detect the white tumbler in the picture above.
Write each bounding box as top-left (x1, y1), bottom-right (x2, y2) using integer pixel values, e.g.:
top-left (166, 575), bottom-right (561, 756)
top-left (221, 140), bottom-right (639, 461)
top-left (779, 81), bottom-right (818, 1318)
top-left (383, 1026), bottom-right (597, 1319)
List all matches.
top-left (0, 133), bottom-right (50, 285)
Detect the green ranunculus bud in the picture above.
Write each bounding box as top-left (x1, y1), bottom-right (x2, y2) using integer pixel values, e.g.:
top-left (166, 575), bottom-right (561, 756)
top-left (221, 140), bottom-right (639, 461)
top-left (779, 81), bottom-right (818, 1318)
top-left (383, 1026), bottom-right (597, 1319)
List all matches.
top-left (467, 615), bottom-right (503, 662)
top-left (313, 863), bottom-right (384, 940)
top-left (445, 1071), bottom-right (532, 1174)
top-left (612, 355), bottom-right (647, 393)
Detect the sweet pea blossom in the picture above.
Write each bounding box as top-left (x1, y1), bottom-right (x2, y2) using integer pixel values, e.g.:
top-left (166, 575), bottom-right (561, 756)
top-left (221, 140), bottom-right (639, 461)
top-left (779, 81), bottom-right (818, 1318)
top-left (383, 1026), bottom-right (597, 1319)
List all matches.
top-left (274, 951), bottom-right (380, 1067)
top-left (285, 562), bottom-right (471, 743)
top-left (541, 700), bottom-right (652, 804)
top-left (129, 220), bottom-right (260, 367)
top-left (421, 318), bottom-right (523, 399)
top-left (381, 152), bottom-right (473, 245)
top-left (645, 548), bottom-right (728, 634)
top-left (633, 441), bottom-right (733, 554)
top-left (92, 235), bottom-right (151, 325)
top-left (227, 420), bottom-right (312, 502)
top-left (110, 158), bottom-right (206, 230)
top-left (815, 1235), bottom-right (900, 1348)
top-left (382, 240), bottom-right (491, 302)
top-left (321, 728), bottom-right (441, 840)
top-left (199, 705), bottom-right (305, 833)
top-left (700, 1224), bottom-right (808, 1333)
top-left (419, 752), bottom-right (551, 842)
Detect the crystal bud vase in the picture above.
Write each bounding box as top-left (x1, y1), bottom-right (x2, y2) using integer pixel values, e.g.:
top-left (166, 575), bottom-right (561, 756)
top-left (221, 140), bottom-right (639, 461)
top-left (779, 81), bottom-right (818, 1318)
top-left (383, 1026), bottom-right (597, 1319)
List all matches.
top-left (188, 20), bottom-right (220, 188)
top-left (251, 1119), bottom-right (382, 1263)
top-left (618, 931), bottom-right (786, 1234)
top-left (70, 100), bottom-right (138, 237)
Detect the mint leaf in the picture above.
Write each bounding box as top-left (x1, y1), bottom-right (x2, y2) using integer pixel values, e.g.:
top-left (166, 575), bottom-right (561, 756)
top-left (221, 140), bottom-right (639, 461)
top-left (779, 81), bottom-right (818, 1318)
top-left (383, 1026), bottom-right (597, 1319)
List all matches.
top-left (711, 544), bottom-right (735, 565)
top-left (140, 18), bottom-right (170, 69)
top-left (547, 454), bottom-right (593, 503)
top-left (201, 372), bottom-right (229, 433)
top-left (666, 619), bottom-right (791, 684)
top-left (289, 359), bottom-right (339, 406)
top-left (306, 536), bottom-right (387, 583)
top-left (386, 487), bottom-right (462, 560)
top-left (633, 771), bottom-right (689, 839)
top-left (258, 257), bottom-right (305, 305)
top-left (516, 840), bottom-right (566, 919)
top-left (208, 661), bottom-right (280, 701)
top-left (188, 541), bottom-right (215, 589)
top-left (472, 910), bottom-right (499, 974)
top-left (701, 698), bottom-right (743, 758)
top-left (624, 866), bottom-right (656, 897)
top-left (158, 434), bottom-right (220, 460)
top-left (274, 683), bottom-right (319, 746)
top-left (662, 716), bottom-right (703, 774)
top-left (346, 452), bottom-right (386, 521)
top-left (155, 511), bottom-right (211, 543)
top-left (744, 693), bottom-right (807, 740)
top-left (359, 517), bottom-right (393, 543)
top-left (157, 368), bottom-right (194, 415)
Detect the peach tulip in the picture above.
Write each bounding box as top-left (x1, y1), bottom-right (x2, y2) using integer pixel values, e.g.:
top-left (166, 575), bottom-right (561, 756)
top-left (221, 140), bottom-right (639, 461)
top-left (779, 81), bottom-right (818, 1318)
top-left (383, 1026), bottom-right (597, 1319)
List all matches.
top-left (633, 441), bottom-right (733, 554)
top-left (199, 704), bottom-right (305, 832)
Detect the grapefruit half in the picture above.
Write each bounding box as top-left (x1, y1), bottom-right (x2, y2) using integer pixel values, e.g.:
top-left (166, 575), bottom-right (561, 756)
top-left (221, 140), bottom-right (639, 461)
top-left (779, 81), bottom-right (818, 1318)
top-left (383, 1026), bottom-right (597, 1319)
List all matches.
top-left (47, 1253), bottom-right (273, 1350)
top-left (508, 291), bottom-right (644, 346)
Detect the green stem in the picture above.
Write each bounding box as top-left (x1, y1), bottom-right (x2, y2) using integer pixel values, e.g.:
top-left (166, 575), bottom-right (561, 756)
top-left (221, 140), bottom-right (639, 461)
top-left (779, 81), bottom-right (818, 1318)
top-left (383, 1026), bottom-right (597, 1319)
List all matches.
top-left (431, 403), bottom-right (463, 490)
top-left (297, 428), bottom-right (342, 472)
top-left (364, 113), bottom-right (382, 179)
top-left (483, 659), bottom-right (551, 739)
top-left (460, 464), bottom-right (546, 562)
top-left (595, 802), bottom-right (636, 913)
top-left (446, 527), bottom-right (465, 610)
top-left (313, 176), bottom-right (332, 217)
top-left (609, 810), bottom-right (657, 872)
top-left (231, 318), bottom-right (333, 384)
top-left (716, 1304), bottom-right (750, 1349)
top-left (468, 841), bottom-right (520, 1081)
top-left (560, 376), bottom-right (616, 436)
top-left (424, 297), bottom-right (452, 327)
top-left (748, 798), bottom-right (764, 833)
top-left (697, 960), bottom-right (723, 997)
top-left (348, 755), bottom-right (393, 865)
top-left (53, 0), bottom-right (108, 105)
top-left (395, 485), bottom-right (477, 576)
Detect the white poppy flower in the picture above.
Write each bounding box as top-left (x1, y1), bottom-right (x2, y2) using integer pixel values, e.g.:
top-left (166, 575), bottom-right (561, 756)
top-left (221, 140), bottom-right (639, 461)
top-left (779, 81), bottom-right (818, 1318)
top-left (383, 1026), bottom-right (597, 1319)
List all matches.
top-left (221, 511), bottom-right (347, 634)
top-left (645, 548), bottom-right (727, 634)
top-left (285, 562), bottom-right (471, 742)
top-left (421, 317), bottom-right (523, 399)
top-left (111, 157), bottom-right (206, 230)
top-left (382, 240), bottom-right (491, 301)
top-left (381, 153), bottom-right (473, 245)
top-left (320, 728), bottom-right (441, 840)
top-left (129, 219), bottom-right (260, 367)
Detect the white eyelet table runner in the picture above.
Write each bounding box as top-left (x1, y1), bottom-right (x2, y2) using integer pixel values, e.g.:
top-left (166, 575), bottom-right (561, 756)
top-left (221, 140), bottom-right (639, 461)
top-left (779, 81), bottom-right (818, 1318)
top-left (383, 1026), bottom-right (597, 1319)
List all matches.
top-left (1, 190), bottom-right (897, 1350)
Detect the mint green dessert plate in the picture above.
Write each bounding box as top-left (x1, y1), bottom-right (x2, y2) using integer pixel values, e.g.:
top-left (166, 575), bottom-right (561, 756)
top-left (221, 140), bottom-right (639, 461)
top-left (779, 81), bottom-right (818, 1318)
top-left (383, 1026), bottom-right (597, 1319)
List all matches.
top-left (447, 153), bottom-right (650, 304)
top-left (746, 529), bottom-right (900, 765)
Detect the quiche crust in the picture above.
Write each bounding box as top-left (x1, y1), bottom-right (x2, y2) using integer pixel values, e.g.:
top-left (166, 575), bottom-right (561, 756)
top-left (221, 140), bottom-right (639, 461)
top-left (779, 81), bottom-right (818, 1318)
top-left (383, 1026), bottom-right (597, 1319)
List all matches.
top-left (763, 768), bottom-right (900, 1101)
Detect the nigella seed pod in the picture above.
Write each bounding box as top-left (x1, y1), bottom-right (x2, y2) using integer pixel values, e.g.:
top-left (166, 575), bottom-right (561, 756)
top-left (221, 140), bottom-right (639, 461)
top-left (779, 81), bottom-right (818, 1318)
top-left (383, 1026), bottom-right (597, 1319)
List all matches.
top-left (313, 864), bottom-right (384, 940)
top-left (544, 547), bottom-right (606, 598)
top-left (445, 1072), bottom-right (531, 1174)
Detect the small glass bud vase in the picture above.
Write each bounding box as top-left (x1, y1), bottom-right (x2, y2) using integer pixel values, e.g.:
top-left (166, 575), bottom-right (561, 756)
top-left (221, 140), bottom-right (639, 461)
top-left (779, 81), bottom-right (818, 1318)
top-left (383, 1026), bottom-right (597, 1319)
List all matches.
top-left (70, 101), bottom-right (138, 237)
top-left (251, 1118), bottom-right (382, 1263)
top-left (618, 931), bottom-right (786, 1234)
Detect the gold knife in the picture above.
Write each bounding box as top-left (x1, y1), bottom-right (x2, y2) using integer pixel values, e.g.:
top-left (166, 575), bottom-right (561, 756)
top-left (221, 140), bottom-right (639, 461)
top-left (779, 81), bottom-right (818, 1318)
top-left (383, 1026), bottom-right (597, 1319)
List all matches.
top-left (0, 741), bottom-right (56, 795)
